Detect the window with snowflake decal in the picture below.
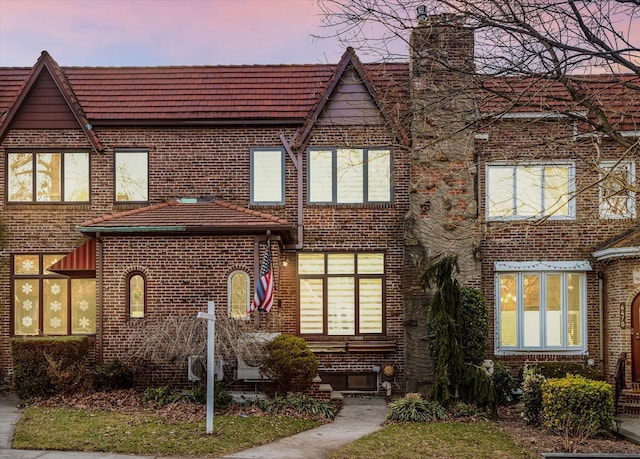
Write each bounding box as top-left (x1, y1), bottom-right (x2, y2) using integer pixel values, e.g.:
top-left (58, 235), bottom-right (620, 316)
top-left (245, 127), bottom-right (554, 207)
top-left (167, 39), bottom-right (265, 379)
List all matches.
top-left (12, 254), bottom-right (96, 336)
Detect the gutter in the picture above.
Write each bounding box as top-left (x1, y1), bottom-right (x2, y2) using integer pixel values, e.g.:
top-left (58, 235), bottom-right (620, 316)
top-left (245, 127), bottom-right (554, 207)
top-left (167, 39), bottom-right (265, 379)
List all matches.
top-left (279, 132), bottom-right (304, 250)
top-left (592, 246), bottom-right (640, 261)
top-left (78, 225), bottom-right (187, 233)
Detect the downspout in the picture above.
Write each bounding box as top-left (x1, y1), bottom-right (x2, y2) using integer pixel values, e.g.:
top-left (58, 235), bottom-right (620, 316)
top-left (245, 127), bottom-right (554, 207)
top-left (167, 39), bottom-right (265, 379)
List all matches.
top-left (598, 271), bottom-right (605, 374)
top-left (96, 232), bottom-right (104, 366)
top-left (279, 132), bottom-right (303, 250)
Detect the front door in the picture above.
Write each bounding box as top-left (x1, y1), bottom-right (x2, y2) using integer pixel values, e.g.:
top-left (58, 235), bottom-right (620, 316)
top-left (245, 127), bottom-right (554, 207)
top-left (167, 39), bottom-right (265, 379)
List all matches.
top-left (632, 295), bottom-right (640, 381)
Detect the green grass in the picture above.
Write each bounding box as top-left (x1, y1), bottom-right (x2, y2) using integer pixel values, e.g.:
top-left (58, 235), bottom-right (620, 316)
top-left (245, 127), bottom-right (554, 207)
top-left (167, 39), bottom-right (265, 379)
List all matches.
top-left (328, 421), bottom-right (538, 459)
top-left (13, 406), bottom-right (318, 457)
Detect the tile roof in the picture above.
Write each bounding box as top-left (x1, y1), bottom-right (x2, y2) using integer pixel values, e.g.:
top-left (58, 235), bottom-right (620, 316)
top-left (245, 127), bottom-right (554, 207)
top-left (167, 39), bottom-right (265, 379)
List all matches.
top-left (478, 74), bottom-right (640, 131)
top-left (0, 51), bottom-right (409, 126)
top-left (77, 199), bottom-right (293, 241)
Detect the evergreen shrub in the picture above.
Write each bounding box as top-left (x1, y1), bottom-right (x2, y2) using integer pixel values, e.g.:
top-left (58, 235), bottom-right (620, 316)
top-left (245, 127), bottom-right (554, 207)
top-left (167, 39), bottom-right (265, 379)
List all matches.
top-left (260, 334), bottom-right (318, 396)
top-left (542, 374), bottom-right (614, 438)
top-left (93, 359), bottom-right (134, 391)
top-left (491, 361), bottom-right (517, 405)
top-left (521, 365), bottom-right (546, 425)
top-left (11, 336), bottom-right (88, 400)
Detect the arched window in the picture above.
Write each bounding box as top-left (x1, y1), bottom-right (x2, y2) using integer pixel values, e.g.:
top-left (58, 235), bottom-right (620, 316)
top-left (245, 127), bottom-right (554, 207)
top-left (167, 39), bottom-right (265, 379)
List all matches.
top-left (128, 272), bottom-right (146, 318)
top-left (228, 270), bottom-right (250, 319)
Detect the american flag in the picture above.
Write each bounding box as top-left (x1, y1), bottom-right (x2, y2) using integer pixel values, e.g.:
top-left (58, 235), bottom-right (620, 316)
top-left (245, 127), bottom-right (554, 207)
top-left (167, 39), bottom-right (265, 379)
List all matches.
top-left (250, 240), bottom-right (274, 313)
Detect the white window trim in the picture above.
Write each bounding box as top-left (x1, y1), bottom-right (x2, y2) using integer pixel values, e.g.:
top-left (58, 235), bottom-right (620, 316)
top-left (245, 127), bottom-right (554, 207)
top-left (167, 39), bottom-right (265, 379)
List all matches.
top-left (485, 161), bottom-right (576, 221)
top-left (598, 160), bottom-right (636, 220)
top-left (227, 270), bottom-right (250, 320)
top-left (494, 261), bottom-right (589, 356)
top-left (250, 148), bottom-right (285, 205)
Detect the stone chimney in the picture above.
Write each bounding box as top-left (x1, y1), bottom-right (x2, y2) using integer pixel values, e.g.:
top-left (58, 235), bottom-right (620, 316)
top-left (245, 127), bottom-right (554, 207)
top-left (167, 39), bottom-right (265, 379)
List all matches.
top-left (403, 12), bottom-right (480, 394)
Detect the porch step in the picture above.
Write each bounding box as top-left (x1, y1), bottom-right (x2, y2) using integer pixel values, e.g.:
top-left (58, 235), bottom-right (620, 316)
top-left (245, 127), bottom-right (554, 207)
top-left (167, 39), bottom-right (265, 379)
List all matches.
top-left (617, 390), bottom-right (640, 415)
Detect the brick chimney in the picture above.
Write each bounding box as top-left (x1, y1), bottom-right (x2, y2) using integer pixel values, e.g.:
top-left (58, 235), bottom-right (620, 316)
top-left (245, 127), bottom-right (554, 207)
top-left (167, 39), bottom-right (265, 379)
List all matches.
top-left (403, 12), bottom-right (480, 394)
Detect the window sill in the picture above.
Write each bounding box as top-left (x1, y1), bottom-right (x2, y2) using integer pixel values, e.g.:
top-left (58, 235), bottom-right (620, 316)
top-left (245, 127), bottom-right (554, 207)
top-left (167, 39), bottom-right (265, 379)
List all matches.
top-left (307, 339), bottom-right (396, 353)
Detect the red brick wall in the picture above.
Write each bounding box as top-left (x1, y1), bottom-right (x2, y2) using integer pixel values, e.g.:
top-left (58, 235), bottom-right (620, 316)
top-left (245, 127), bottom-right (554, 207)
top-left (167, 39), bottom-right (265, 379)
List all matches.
top-left (0, 120), bottom-right (409, 389)
top-left (477, 118), bottom-right (638, 382)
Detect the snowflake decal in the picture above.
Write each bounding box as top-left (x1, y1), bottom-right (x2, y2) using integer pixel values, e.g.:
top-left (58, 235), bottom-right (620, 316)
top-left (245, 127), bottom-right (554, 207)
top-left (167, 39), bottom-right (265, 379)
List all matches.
top-left (22, 299), bottom-right (33, 311)
top-left (78, 300), bottom-right (89, 311)
top-left (50, 317), bottom-right (62, 329)
top-left (50, 301), bottom-right (62, 312)
top-left (21, 283), bottom-right (33, 294)
top-left (78, 317), bottom-right (91, 329)
top-left (22, 316), bottom-right (33, 328)
top-left (21, 259), bottom-right (35, 272)
top-left (50, 283), bottom-right (61, 295)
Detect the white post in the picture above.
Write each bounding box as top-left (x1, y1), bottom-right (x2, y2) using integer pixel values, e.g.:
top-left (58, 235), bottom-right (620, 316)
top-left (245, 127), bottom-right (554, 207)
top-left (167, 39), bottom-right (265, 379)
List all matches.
top-left (197, 300), bottom-right (216, 434)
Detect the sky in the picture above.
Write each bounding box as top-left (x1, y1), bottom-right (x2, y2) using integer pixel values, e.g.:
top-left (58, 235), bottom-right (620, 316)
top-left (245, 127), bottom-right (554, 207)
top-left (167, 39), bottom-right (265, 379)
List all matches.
top-left (0, 0), bottom-right (352, 67)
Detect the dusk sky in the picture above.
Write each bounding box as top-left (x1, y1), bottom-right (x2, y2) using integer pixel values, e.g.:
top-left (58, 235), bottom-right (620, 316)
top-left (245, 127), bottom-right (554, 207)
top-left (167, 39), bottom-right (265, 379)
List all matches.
top-left (0, 0), bottom-right (356, 67)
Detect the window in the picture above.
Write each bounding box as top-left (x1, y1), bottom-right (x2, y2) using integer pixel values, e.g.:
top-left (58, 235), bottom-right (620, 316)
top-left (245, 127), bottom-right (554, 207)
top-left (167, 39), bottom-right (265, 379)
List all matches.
top-left (298, 252), bottom-right (384, 335)
top-left (128, 273), bottom-right (146, 318)
top-left (228, 270), bottom-right (250, 319)
top-left (486, 163), bottom-right (574, 220)
top-left (308, 148), bottom-right (391, 203)
top-left (251, 148), bottom-right (284, 204)
top-left (599, 161), bottom-right (635, 219)
top-left (115, 149), bottom-right (148, 202)
top-left (13, 254), bottom-right (96, 335)
top-left (7, 151), bottom-right (89, 202)
top-left (495, 261), bottom-right (589, 354)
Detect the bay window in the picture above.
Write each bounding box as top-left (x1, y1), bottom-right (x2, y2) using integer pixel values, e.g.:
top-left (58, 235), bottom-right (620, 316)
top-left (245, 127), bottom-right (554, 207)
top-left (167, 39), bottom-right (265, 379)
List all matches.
top-left (495, 261), bottom-right (589, 354)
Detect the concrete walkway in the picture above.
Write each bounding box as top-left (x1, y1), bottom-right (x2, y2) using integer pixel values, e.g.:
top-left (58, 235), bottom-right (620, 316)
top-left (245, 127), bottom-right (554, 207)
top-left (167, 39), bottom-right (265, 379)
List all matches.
top-left (0, 393), bottom-right (387, 459)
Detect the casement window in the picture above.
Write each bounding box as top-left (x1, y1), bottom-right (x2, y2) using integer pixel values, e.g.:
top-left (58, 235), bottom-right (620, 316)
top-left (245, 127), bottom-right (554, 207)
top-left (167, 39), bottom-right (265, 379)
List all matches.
top-left (128, 272), bottom-right (146, 318)
top-left (13, 254), bottom-right (96, 336)
top-left (486, 163), bottom-right (574, 220)
top-left (599, 161), bottom-right (636, 219)
top-left (308, 148), bottom-right (391, 204)
top-left (251, 148), bottom-right (285, 204)
top-left (115, 149), bottom-right (148, 202)
top-left (495, 261), bottom-right (589, 354)
top-left (298, 252), bottom-right (384, 336)
top-left (228, 270), bottom-right (250, 320)
top-left (7, 151), bottom-right (89, 202)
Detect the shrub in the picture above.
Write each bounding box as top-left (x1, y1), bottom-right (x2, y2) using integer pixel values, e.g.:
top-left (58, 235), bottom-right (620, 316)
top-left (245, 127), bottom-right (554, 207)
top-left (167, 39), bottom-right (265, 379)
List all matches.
top-left (491, 361), bottom-right (517, 406)
top-left (93, 359), bottom-right (134, 391)
top-left (386, 394), bottom-right (448, 422)
top-left (11, 337), bottom-right (88, 400)
top-left (260, 334), bottom-right (318, 395)
top-left (528, 361), bottom-right (603, 380)
top-left (541, 374), bottom-right (614, 451)
top-left (260, 396), bottom-right (335, 420)
top-left (521, 365), bottom-right (546, 426)
top-left (448, 402), bottom-right (486, 420)
top-left (143, 386), bottom-right (180, 406)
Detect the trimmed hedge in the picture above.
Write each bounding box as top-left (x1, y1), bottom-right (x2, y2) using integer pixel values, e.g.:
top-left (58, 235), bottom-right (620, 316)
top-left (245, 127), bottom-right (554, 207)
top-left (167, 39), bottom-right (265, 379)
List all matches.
top-left (542, 374), bottom-right (614, 437)
top-left (260, 334), bottom-right (318, 396)
top-left (528, 361), bottom-right (603, 380)
top-left (11, 336), bottom-right (89, 400)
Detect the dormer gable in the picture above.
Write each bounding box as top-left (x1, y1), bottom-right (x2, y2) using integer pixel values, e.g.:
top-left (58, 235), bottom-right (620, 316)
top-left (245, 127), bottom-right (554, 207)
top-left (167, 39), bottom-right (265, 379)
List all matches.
top-left (0, 51), bottom-right (103, 152)
top-left (293, 47), bottom-right (408, 149)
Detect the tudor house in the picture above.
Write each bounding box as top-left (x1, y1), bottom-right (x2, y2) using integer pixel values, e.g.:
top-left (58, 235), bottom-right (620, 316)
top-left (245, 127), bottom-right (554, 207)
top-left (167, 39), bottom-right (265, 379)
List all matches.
top-left (2, 16), bottom-right (640, 403)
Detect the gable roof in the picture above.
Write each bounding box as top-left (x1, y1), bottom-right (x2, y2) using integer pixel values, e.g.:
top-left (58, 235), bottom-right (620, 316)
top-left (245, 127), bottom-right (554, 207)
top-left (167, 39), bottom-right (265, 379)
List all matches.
top-left (293, 47), bottom-right (409, 149)
top-left (0, 51), bottom-right (103, 151)
top-left (76, 199), bottom-right (294, 242)
top-left (0, 51), bottom-right (409, 129)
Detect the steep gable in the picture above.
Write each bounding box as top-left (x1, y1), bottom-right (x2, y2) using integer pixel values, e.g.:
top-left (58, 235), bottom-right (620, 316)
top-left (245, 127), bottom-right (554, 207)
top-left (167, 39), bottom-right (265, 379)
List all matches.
top-left (10, 70), bottom-right (77, 129)
top-left (0, 51), bottom-right (103, 152)
top-left (317, 65), bottom-right (384, 126)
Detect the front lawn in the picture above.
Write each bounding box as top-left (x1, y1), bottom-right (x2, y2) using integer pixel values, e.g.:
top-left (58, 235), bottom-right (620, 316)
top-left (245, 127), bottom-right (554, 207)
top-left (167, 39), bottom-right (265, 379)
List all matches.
top-left (328, 421), bottom-right (538, 459)
top-left (13, 406), bottom-right (318, 457)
